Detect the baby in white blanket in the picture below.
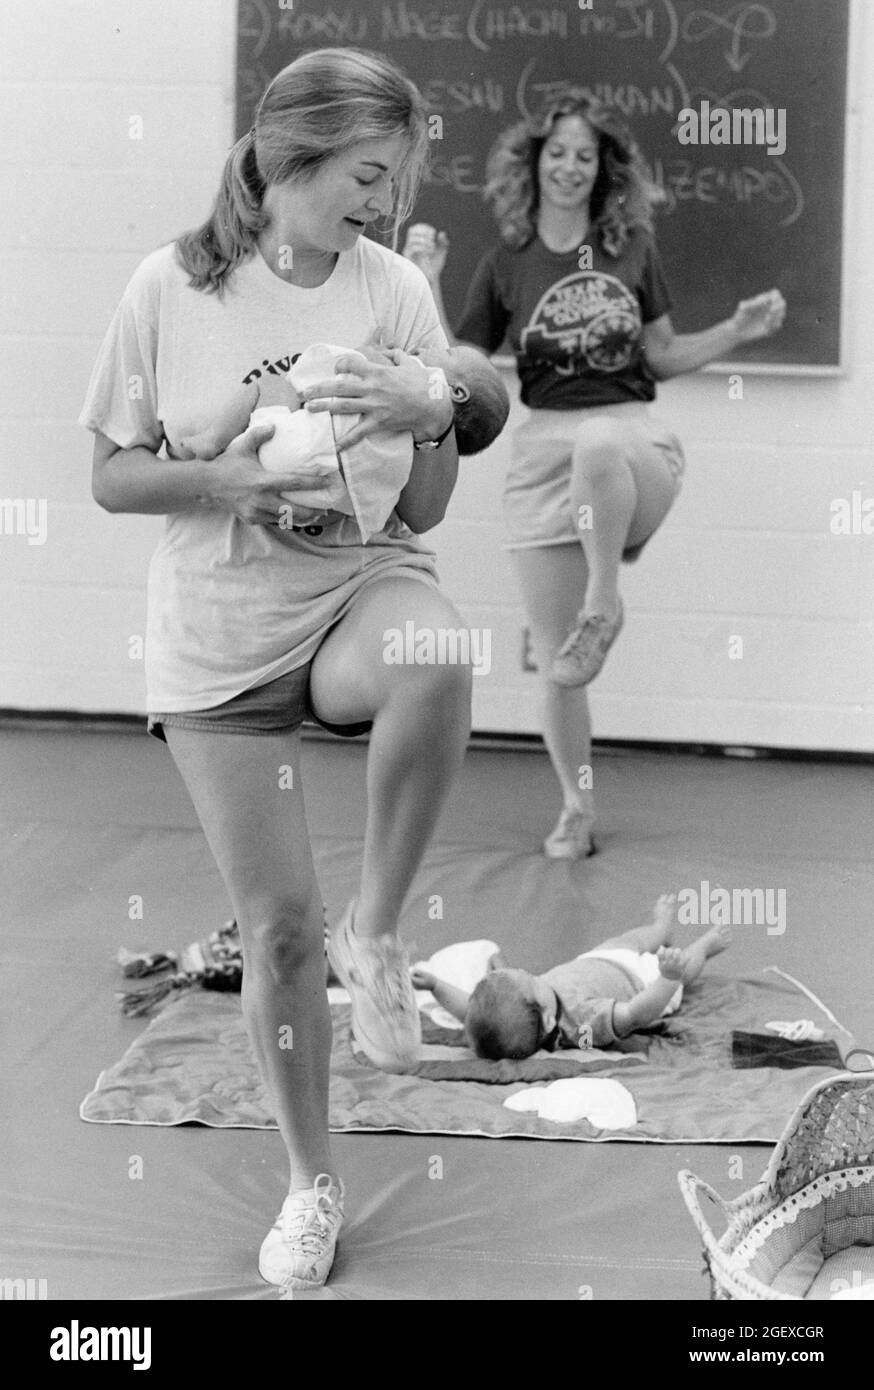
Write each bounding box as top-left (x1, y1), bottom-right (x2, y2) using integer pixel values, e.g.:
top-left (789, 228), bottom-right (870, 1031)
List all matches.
top-left (251, 341), bottom-right (508, 541)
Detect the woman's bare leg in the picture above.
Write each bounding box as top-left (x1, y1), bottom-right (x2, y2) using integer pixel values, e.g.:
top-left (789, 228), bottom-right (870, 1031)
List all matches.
top-left (163, 726), bottom-right (333, 1193)
top-left (568, 416), bottom-right (679, 618)
top-left (511, 545), bottom-right (594, 813)
top-left (309, 577), bottom-right (472, 941)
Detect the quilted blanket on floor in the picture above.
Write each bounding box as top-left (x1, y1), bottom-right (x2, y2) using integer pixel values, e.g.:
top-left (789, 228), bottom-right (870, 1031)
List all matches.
top-left (80, 969), bottom-right (856, 1142)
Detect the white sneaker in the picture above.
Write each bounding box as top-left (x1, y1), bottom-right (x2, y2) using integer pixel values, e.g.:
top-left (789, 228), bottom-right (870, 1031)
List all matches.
top-left (327, 901), bottom-right (421, 1072)
top-left (543, 806), bottom-right (596, 860)
top-left (259, 1174), bottom-right (345, 1291)
top-left (550, 600), bottom-right (624, 687)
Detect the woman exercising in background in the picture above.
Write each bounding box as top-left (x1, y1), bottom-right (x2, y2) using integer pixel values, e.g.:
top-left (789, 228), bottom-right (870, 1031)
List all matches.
top-left (405, 92), bottom-right (785, 860)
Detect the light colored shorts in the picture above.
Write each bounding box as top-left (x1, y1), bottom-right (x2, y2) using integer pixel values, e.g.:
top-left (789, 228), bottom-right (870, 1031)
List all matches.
top-left (503, 401), bottom-right (685, 553)
top-left (579, 946), bottom-right (684, 1016)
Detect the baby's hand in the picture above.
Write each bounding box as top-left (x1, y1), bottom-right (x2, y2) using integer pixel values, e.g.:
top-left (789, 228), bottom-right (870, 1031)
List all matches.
top-left (352, 327), bottom-right (398, 363)
top-left (355, 344), bottom-right (395, 366)
top-left (410, 966), bottom-right (436, 989)
top-left (657, 945), bottom-right (687, 982)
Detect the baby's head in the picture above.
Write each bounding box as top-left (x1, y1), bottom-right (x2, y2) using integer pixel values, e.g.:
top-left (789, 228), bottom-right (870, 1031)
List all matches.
top-left (466, 968), bottom-right (557, 1060)
top-left (417, 345), bottom-right (510, 456)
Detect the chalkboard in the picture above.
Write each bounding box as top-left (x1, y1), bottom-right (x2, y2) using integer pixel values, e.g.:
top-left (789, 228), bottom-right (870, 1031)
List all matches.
top-left (236, 0), bottom-right (850, 369)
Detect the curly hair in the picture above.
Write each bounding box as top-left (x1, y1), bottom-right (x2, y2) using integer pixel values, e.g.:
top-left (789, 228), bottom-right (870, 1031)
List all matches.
top-left (483, 92), bottom-right (660, 257)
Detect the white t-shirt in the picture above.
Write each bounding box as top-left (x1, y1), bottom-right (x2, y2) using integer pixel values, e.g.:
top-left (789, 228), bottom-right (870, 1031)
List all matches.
top-left (79, 239), bottom-right (447, 711)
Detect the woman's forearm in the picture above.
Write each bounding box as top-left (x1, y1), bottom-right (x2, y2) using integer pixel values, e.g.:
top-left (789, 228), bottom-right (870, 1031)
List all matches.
top-left (94, 445), bottom-right (215, 515)
top-left (647, 319), bottom-right (743, 380)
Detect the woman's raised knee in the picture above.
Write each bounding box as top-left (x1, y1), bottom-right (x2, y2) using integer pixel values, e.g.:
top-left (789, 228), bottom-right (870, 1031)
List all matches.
top-left (405, 653), bottom-right (473, 713)
top-left (571, 417), bottom-right (632, 473)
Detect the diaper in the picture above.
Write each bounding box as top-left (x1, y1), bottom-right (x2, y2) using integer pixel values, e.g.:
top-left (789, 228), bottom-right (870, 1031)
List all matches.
top-left (579, 947), bottom-right (683, 1016)
top-left (251, 405), bottom-right (350, 516)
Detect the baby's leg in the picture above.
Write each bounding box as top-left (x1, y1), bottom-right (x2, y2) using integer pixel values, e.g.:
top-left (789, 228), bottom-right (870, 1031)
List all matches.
top-left (597, 893), bottom-right (677, 954)
top-left (658, 923), bottom-right (731, 985)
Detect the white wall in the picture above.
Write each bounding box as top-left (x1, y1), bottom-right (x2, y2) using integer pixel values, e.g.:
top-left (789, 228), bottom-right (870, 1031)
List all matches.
top-left (1, 0), bottom-right (871, 750)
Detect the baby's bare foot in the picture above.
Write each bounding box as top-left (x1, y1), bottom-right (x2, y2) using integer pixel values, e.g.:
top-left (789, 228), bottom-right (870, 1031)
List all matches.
top-left (652, 893), bottom-right (678, 944)
top-left (701, 923), bottom-right (732, 957)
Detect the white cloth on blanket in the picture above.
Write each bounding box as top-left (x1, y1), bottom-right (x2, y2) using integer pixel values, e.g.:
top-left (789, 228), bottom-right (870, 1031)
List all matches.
top-left (414, 939), bottom-right (500, 1030)
top-left (503, 1077), bottom-right (637, 1129)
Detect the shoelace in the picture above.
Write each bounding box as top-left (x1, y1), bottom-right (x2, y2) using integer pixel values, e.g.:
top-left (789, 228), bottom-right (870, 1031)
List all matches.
top-left (557, 615), bottom-right (598, 659)
top-left (570, 611), bottom-right (612, 648)
top-left (281, 1180), bottom-right (339, 1257)
top-left (374, 952), bottom-right (415, 1015)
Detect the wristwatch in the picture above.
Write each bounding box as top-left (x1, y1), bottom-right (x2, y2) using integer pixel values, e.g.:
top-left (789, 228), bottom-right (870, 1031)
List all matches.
top-left (413, 412), bottom-right (455, 451)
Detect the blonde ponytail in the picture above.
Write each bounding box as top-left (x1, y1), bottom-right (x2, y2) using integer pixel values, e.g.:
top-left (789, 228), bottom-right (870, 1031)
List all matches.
top-left (176, 129), bottom-right (267, 293)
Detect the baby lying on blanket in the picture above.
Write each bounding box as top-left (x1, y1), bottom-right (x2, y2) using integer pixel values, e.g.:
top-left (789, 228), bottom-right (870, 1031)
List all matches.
top-left (411, 895), bottom-right (731, 1060)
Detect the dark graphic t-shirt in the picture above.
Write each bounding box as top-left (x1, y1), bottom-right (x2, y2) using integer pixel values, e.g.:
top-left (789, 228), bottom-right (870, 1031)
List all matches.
top-left (455, 228), bottom-right (672, 410)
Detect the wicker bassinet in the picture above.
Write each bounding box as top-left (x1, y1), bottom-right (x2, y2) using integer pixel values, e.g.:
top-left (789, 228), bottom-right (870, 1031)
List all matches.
top-left (679, 1069), bottom-right (874, 1300)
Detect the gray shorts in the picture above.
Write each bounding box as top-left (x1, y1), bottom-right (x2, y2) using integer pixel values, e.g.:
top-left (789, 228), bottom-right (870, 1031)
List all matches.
top-left (147, 663), bottom-right (372, 743)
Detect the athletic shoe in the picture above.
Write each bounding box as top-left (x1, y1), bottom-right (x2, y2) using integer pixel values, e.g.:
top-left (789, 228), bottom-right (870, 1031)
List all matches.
top-left (543, 806), bottom-right (597, 860)
top-left (550, 600), bottom-right (624, 687)
top-left (259, 1173), bottom-right (345, 1291)
top-left (327, 901), bottom-right (421, 1072)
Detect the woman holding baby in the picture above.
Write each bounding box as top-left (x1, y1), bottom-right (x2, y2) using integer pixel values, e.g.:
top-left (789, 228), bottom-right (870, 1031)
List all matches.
top-left (406, 93), bottom-right (786, 861)
top-left (80, 49), bottom-right (506, 1294)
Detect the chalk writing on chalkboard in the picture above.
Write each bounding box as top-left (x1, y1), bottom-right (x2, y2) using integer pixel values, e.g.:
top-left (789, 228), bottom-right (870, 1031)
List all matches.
top-left (237, 0), bottom-right (849, 368)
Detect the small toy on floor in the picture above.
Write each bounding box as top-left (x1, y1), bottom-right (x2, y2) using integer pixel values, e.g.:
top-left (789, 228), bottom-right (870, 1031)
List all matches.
top-left (117, 921), bottom-right (243, 1016)
top-left (766, 1019), bottom-right (825, 1041)
top-left (411, 893), bottom-right (730, 1060)
top-left (118, 908), bottom-right (338, 1015)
